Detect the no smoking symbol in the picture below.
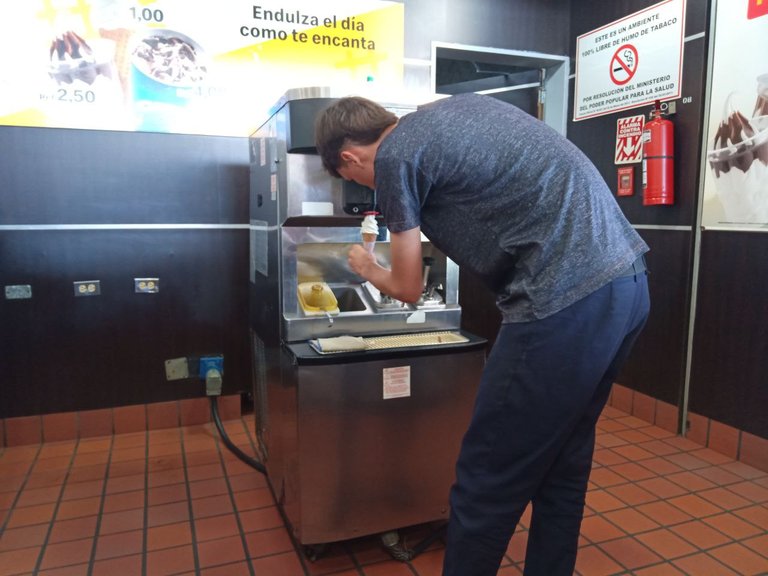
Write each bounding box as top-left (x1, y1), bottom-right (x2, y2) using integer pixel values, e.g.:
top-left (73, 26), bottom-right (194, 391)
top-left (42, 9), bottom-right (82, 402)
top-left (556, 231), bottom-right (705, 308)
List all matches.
top-left (610, 44), bottom-right (638, 86)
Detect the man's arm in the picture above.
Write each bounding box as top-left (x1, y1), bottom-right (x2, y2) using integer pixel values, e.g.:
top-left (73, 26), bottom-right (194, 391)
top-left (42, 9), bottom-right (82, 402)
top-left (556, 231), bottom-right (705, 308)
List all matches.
top-left (347, 227), bottom-right (424, 302)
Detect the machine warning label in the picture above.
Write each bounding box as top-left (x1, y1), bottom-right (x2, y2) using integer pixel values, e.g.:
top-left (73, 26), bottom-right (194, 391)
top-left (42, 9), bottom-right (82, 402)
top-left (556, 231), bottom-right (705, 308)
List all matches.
top-left (383, 366), bottom-right (411, 399)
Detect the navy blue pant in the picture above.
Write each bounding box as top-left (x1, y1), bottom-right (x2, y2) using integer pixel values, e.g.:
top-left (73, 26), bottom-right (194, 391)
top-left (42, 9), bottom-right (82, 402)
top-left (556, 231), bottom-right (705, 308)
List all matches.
top-left (443, 272), bottom-right (650, 576)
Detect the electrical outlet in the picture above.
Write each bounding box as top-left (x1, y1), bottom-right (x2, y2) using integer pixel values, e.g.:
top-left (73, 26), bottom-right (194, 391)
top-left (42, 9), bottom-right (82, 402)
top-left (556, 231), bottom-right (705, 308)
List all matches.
top-left (135, 278), bottom-right (159, 293)
top-left (199, 355), bottom-right (224, 396)
top-left (74, 280), bottom-right (100, 296)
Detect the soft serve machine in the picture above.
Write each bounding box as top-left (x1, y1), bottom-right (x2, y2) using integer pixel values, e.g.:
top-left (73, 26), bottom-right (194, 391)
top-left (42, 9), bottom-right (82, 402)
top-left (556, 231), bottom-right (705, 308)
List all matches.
top-left (249, 88), bottom-right (485, 559)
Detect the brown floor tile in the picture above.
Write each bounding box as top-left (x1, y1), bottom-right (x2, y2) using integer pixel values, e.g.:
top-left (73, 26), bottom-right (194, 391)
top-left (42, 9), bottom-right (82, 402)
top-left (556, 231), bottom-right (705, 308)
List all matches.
top-left (47, 515), bottom-right (98, 544)
top-left (610, 462), bottom-right (657, 482)
top-left (1, 408), bottom-right (763, 576)
top-left (671, 520), bottom-right (732, 549)
top-left (146, 543), bottom-right (195, 575)
top-left (726, 480), bottom-right (768, 503)
top-left (91, 554), bottom-right (142, 576)
top-left (585, 489), bottom-right (627, 513)
top-left (200, 561), bottom-right (253, 576)
top-left (6, 502), bottom-right (57, 529)
top-left (698, 487), bottom-right (753, 511)
top-left (602, 508), bottom-right (660, 534)
top-left (244, 526), bottom-right (295, 559)
top-left (194, 513), bottom-right (240, 543)
top-left (709, 542), bottom-right (768, 575)
top-left (146, 520), bottom-right (193, 551)
top-left (579, 515), bottom-right (626, 543)
top-left (101, 489), bottom-right (144, 513)
top-left (191, 494), bottom-right (233, 519)
top-left (0, 524), bottom-right (49, 552)
top-left (632, 563), bottom-right (687, 575)
top-left (147, 500), bottom-right (190, 528)
top-left (598, 536), bottom-right (662, 570)
top-left (574, 544), bottom-right (624, 576)
top-left (634, 500), bottom-right (693, 527)
top-left (606, 482), bottom-right (658, 506)
top-left (93, 529), bottom-right (144, 560)
top-left (734, 504), bottom-right (768, 530)
top-left (703, 512), bottom-right (763, 540)
top-left (38, 537), bottom-right (94, 571)
top-left (0, 545), bottom-right (42, 576)
top-left (249, 550), bottom-right (306, 576)
top-left (98, 508), bottom-right (144, 535)
top-left (666, 493), bottom-right (723, 518)
top-left (635, 528), bottom-right (697, 560)
top-left (672, 552), bottom-right (739, 575)
top-left (197, 534), bottom-right (247, 569)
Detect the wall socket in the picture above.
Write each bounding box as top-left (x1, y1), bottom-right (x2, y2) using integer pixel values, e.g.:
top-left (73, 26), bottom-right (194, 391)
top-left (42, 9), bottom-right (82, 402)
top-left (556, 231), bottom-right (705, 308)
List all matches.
top-left (135, 278), bottom-right (159, 293)
top-left (74, 280), bottom-right (100, 296)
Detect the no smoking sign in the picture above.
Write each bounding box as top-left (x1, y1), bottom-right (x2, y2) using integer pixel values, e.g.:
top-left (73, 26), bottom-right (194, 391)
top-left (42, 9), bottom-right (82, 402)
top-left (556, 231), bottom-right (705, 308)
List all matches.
top-left (610, 44), bottom-right (638, 85)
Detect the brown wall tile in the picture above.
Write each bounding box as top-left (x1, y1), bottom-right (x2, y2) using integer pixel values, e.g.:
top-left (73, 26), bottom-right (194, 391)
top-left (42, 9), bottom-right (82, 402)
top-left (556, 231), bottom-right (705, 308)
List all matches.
top-left (79, 408), bottom-right (114, 438)
top-left (708, 420), bottom-right (740, 460)
top-left (739, 432), bottom-right (768, 473)
top-left (217, 395), bottom-right (242, 421)
top-left (685, 411), bottom-right (709, 447)
top-left (632, 391), bottom-right (656, 425)
top-left (147, 401), bottom-right (179, 431)
top-left (6, 415), bottom-right (43, 446)
top-left (0, 418), bottom-right (5, 448)
top-left (180, 397), bottom-right (210, 427)
top-left (114, 405), bottom-right (147, 435)
top-left (612, 384), bottom-right (633, 414)
top-left (655, 400), bottom-right (680, 434)
top-left (42, 412), bottom-right (79, 443)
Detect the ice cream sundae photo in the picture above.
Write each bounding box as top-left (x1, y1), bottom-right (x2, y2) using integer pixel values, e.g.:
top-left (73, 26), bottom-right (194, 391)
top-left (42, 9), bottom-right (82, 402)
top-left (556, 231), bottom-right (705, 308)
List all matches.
top-left (707, 78), bottom-right (768, 224)
top-left (48, 30), bottom-right (115, 85)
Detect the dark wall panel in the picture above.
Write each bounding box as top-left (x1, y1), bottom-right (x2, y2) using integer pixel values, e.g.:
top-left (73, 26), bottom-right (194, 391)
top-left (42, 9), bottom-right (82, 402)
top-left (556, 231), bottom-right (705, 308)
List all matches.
top-left (0, 127), bottom-right (248, 225)
top-left (0, 228), bottom-right (249, 418)
top-left (405, 0), bottom-right (570, 58)
top-left (617, 229), bottom-right (692, 405)
top-left (689, 232), bottom-right (768, 439)
top-left (0, 126), bottom-right (250, 418)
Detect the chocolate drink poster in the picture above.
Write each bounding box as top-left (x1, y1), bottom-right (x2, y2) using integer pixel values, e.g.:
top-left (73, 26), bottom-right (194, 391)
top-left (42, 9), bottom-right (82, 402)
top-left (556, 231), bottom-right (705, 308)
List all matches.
top-left (702, 1), bottom-right (768, 230)
top-left (0, 0), bottom-right (404, 137)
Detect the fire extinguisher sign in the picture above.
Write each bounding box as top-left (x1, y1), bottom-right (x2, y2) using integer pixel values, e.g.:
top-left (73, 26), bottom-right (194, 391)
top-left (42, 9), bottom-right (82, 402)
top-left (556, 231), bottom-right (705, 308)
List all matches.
top-left (615, 115), bottom-right (645, 164)
top-left (573, 0), bottom-right (685, 121)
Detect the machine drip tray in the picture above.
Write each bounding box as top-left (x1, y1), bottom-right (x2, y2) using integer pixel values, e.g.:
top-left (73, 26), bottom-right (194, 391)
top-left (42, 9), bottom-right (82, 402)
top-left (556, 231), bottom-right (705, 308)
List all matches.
top-left (308, 330), bottom-right (469, 354)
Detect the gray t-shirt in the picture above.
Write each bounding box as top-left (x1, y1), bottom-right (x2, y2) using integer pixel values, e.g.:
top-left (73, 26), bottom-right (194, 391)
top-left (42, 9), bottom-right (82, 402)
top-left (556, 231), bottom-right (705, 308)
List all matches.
top-left (374, 93), bottom-right (648, 322)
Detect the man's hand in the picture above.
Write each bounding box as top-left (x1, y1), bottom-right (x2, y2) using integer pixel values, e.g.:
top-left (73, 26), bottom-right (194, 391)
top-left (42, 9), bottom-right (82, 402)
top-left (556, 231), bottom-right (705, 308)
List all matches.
top-left (348, 244), bottom-right (377, 278)
top-left (346, 227), bottom-right (424, 303)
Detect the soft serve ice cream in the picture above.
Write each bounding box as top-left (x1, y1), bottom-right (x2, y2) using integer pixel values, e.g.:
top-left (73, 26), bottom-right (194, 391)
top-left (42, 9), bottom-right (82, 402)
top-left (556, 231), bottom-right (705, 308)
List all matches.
top-left (361, 212), bottom-right (379, 253)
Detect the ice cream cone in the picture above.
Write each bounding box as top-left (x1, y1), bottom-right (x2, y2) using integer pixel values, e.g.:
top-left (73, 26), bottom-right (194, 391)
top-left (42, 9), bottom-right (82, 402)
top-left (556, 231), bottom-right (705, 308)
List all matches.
top-left (362, 232), bottom-right (377, 253)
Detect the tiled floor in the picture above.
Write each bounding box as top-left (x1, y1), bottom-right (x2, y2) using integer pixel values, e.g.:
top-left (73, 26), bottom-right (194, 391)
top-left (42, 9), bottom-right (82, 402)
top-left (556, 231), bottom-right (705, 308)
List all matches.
top-left (1, 404), bottom-right (767, 576)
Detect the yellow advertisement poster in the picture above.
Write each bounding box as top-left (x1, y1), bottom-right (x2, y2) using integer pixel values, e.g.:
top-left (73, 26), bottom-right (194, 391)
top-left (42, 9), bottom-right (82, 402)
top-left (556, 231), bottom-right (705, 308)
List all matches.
top-left (0, 0), bottom-right (404, 136)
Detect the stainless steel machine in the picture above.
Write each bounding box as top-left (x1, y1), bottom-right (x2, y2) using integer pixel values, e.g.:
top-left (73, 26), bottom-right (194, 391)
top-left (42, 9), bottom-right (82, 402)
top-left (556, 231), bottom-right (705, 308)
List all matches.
top-left (249, 87), bottom-right (486, 557)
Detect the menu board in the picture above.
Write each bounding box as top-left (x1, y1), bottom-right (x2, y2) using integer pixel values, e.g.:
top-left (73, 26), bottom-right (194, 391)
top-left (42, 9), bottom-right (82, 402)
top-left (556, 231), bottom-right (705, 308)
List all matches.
top-left (0, 0), bottom-right (404, 136)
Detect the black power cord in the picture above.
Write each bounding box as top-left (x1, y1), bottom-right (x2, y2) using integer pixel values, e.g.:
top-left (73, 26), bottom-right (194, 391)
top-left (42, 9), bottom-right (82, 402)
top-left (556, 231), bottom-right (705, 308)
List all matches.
top-left (209, 395), bottom-right (267, 475)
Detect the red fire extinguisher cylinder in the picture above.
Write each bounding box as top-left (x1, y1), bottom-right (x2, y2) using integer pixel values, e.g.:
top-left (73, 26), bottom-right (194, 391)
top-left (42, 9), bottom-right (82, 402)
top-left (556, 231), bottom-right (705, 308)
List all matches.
top-left (642, 103), bottom-right (674, 205)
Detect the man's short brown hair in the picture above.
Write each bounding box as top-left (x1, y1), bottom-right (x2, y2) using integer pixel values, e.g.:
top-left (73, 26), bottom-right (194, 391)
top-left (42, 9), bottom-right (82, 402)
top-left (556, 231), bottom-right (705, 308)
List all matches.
top-left (314, 96), bottom-right (398, 178)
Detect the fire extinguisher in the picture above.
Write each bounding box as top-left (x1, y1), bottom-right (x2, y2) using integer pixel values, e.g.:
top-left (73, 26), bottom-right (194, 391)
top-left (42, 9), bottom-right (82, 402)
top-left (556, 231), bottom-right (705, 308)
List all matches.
top-left (642, 100), bottom-right (674, 205)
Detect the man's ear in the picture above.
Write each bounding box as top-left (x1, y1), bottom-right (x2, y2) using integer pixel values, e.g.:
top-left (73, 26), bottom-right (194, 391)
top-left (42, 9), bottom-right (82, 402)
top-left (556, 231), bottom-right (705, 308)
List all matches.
top-left (340, 149), bottom-right (361, 166)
